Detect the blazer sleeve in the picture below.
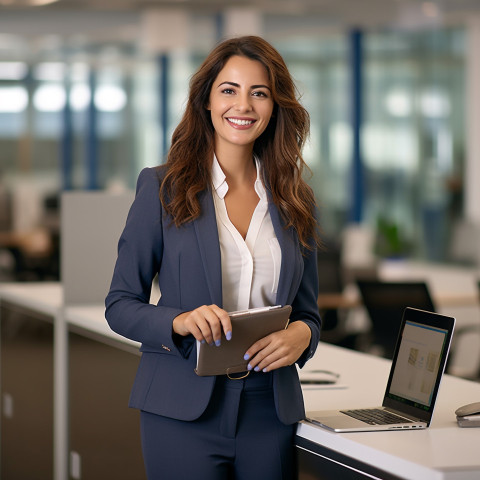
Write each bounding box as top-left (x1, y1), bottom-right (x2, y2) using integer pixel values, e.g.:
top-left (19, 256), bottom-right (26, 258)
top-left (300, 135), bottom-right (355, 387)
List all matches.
top-left (290, 219), bottom-right (321, 369)
top-left (105, 167), bottom-right (189, 357)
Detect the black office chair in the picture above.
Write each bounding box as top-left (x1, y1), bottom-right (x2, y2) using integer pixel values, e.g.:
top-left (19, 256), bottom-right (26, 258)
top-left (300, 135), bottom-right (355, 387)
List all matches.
top-left (316, 241), bottom-right (361, 350)
top-left (316, 243), bottom-right (343, 336)
top-left (356, 279), bottom-right (436, 359)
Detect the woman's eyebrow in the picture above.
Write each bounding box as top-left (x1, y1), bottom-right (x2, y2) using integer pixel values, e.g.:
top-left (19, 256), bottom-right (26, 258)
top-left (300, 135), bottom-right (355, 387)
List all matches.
top-left (217, 81), bottom-right (271, 91)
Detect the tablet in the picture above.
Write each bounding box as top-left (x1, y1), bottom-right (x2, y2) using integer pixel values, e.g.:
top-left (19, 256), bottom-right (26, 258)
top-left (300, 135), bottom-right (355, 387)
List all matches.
top-left (195, 305), bottom-right (292, 376)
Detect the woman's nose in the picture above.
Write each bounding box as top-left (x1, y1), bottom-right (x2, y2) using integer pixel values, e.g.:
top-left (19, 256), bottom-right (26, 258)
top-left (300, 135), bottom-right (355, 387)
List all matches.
top-left (234, 93), bottom-right (252, 112)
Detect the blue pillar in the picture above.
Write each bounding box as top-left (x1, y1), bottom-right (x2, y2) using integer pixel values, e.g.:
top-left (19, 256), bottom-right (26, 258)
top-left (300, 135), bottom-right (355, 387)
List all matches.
top-left (61, 78), bottom-right (73, 190)
top-left (158, 54), bottom-right (169, 162)
top-left (215, 12), bottom-right (224, 42)
top-left (350, 29), bottom-right (364, 223)
top-left (86, 70), bottom-right (98, 189)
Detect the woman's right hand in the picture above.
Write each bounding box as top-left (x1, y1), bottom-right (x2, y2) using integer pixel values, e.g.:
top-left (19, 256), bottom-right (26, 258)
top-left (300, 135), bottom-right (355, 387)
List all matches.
top-left (172, 305), bottom-right (232, 346)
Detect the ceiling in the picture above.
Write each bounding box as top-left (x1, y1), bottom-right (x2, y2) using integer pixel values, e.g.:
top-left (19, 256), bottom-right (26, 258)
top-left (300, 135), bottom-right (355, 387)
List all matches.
top-left (0, 0), bottom-right (480, 48)
top-left (1, 0), bottom-right (479, 17)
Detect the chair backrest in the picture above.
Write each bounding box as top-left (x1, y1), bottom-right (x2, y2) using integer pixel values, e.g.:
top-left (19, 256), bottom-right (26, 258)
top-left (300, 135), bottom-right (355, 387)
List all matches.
top-left (317, 246), bottom-right (343, 294)
top-left (356, 279), bottom-right (435, 359)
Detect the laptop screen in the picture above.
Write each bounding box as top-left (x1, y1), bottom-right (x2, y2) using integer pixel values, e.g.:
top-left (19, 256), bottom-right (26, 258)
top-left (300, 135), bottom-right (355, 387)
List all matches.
top-left (383, 308), bottom-right (455, 423)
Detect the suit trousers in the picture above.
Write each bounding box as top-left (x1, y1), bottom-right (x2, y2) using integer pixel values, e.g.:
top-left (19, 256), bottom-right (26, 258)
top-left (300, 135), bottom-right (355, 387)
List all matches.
top-left (140, 371), bottom-right (296, 480)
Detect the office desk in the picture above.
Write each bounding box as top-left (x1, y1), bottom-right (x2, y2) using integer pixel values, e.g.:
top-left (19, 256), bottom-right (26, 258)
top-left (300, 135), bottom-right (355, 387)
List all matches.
top-left (3, 282), bottom-right (480, 479)
top-left (65, 306), bottom-right (145, 480)
top-left (296, 343), bottom-right (480, 479)
top-left (0, 282), bottom-right (64, 480)
top-left (0, 284), bottom-right (144, 480)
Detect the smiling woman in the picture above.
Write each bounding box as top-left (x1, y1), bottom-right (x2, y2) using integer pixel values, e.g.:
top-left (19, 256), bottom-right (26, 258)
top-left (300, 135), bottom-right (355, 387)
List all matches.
top-left (105, 35), bottom-right (321, 480)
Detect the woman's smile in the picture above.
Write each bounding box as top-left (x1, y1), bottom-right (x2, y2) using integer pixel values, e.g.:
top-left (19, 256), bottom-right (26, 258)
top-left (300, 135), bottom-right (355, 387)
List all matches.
top-left (225, 116), bottom-right (256, 128)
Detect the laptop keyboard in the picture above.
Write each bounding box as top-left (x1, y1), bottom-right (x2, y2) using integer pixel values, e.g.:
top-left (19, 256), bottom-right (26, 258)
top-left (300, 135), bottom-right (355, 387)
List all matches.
top-left (340, 408), bottom-right (413, 425)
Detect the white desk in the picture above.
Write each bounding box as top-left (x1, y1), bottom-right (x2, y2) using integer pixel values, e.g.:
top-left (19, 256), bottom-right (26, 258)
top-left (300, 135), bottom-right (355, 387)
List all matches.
top-left (65, 304), bottom-right (140, 349)
top-left (2, 282), bottom-right (480, 479)
top-left (0, 283), bottom-right (144, 480)
top-left (297, 343), bottom-right (480, 479)
top-left (0, 282), bottom-right (62, 314)
top-left (0, 282), bottom-right (66, 480)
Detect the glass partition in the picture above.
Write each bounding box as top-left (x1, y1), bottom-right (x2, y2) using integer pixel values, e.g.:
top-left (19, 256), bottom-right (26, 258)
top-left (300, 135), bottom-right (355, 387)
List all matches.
top-left (0, 20), bottom-right (467, 264)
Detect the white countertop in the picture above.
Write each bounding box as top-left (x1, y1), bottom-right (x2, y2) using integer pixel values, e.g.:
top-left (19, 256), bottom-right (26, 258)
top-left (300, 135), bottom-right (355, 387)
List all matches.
top-left (2, 281), bottom-right (480, 479)
top-left (65, 304), bottom-right (140, 349)
top-left (0, 282), bottom-right (139, 348)
top-left (297, 342), bottom-right (480, 480)
top-left (0, 281), bottom-right (63, 316)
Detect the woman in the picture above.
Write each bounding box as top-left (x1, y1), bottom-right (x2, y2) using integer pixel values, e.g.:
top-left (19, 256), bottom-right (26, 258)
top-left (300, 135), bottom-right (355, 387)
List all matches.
top-left (105, 35), bottom-right (321, 480)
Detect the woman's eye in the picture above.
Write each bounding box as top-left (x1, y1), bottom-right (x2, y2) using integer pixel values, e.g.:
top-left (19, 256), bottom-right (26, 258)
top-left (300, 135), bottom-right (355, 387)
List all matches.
top-left (252, 91), bottom-right (268, 98)
top-left (222, 88), bottom-right (235, 94)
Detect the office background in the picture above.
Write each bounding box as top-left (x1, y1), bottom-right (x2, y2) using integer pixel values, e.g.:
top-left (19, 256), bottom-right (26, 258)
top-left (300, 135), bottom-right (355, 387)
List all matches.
top-left (2, 3), bottom-right (480, 479)
top-left (1, 0), bottom-right (480, 284)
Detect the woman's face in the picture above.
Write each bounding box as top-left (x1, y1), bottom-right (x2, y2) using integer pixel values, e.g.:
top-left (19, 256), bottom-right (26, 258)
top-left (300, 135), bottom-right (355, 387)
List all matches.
top-left (207, 55), bottom-right (274, 154)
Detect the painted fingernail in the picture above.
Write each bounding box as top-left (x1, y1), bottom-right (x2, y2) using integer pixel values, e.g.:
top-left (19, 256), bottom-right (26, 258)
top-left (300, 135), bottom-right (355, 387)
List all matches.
top-left (226, 331), bottom-right (232, 341)
top-left (254, 366), bottom-right (260, 372)
top-left (215, 339), bottom-right (221, 347)
top-left (244, 353), bottom-right (250, 360)
top-left (201, 340), bottom-right (206, 344)
top-left (263, 368), bottom-right (268, 373)
top-left (247, 363), bottom-right (253, 371)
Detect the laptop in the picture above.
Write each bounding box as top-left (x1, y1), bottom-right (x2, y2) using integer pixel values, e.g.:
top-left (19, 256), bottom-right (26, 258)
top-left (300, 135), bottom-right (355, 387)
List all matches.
top-left (306, 307), bottom-right (455, 432)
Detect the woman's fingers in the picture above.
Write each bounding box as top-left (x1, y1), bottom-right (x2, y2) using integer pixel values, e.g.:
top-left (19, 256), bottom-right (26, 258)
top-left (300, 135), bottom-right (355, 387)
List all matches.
top-left (173, 305), bottom-right (232, 345)
top-left (244, 322), bottom-right (311, 372)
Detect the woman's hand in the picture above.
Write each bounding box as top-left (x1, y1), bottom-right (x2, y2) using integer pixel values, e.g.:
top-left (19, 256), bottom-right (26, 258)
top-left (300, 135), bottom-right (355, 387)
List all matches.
top-left (243, 321), bottom-right (311, 373)
top-left (172, 305), bottom-right (232, 346)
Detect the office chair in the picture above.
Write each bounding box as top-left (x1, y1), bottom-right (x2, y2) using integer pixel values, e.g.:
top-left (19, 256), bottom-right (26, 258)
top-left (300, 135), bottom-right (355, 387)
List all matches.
top-left (356, 279), bottom-right (436, 359)
top-left (316, 242), bottom-right (360, 350)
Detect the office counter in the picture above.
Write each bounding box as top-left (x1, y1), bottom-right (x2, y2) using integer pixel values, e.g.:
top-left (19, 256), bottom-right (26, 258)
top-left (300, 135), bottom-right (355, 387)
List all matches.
top-left (0, 282), bottom-right (63, 480)
top-left (66, 306), bottom-right (144, 480)
top-left (2, 281), bottom-right (480, 480)
top-left (297, 343), bottom-right (480, 479)
top-left (0, 283), bottom-right (144, 480)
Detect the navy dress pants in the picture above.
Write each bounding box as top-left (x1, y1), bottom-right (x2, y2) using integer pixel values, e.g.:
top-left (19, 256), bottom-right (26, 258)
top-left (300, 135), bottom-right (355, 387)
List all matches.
top-left (140, 372), bottom-right (296, 480)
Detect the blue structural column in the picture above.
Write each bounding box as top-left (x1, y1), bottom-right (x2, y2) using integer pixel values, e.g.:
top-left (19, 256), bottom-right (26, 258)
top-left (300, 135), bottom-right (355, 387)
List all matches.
top-left (158, 54), bottom-right (169, 162)
top-left (350, 28), bottom-right (364, 223)
top-left (61, 75), bottom-right (73, 190)
top-left (86, 70), bottom-right (98, 189)
top-left (215, 12), bottom-right (224, 41)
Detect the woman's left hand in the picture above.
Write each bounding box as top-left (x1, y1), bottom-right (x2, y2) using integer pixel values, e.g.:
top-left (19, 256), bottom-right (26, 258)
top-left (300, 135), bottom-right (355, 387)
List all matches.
top-left (243, 321), bottom-right (311, 373)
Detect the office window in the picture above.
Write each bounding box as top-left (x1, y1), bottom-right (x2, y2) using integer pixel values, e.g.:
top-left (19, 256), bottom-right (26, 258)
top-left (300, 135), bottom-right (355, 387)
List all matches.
top-left (278, 35), bottom-right (353, 236)
top-left (363, 28), bottom-right (465, 260)
top-left (277, 27), bottom-right (465, 261)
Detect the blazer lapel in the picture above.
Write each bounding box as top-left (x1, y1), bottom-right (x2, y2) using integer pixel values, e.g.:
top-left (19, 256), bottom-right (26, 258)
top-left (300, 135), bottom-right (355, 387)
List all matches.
top-left (268, 200), bottom-right (302, 306)
top-left (193, 190), bottom-right (223, 306)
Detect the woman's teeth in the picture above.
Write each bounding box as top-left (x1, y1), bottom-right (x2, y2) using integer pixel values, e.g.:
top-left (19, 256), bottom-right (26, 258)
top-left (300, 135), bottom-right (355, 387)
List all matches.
top-left (228, 118), bottom-right (253, 126)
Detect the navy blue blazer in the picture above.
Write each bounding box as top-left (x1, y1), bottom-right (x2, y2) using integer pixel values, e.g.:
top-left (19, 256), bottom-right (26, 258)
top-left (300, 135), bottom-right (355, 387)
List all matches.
top-left (105, 167), bottom-right (321, 425)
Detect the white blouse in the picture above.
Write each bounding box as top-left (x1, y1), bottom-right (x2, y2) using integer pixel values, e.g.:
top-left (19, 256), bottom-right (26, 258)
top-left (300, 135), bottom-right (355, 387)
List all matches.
top-left (211, 156), bottom-right (281, 313)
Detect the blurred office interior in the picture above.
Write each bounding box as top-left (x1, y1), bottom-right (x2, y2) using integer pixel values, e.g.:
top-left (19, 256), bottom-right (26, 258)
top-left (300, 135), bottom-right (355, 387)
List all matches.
top-left (1, 0), bottom-right (480, 276)
top-left (2, 3), bottom-right (480, 478)
top-left (0, 0), bottom-right (480, 358)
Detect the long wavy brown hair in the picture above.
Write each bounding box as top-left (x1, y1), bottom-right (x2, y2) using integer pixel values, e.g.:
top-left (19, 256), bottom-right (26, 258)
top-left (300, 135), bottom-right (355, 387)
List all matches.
top-left (159, 35), bottom-right (318, 248)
